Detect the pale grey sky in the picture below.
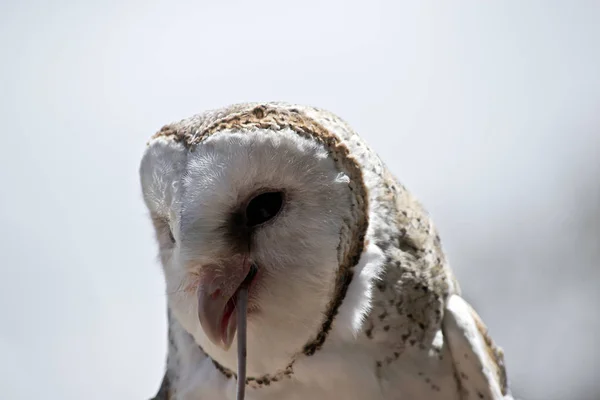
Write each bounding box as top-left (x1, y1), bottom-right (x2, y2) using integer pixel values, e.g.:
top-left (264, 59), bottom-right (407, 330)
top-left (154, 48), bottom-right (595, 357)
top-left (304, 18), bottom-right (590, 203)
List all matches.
top-left (1, 1), bottom-right (599, 399)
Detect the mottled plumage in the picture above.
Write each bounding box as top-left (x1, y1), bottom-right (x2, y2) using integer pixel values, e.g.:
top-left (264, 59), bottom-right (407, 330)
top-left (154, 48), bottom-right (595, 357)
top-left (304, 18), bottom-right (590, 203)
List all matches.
top-left (140, 102), bottom-right (514, 399)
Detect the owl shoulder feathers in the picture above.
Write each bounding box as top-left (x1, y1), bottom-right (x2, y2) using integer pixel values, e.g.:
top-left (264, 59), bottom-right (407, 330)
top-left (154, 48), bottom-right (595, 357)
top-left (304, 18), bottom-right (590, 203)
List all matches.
top-left (443, 295), bottom-right (512, 399)
top-left (373, 169), bottom-right (513, 399)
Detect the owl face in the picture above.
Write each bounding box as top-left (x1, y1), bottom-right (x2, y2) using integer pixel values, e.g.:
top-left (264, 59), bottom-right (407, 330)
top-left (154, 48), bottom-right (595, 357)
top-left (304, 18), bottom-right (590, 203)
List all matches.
top-left (140, 127), bottom-right (354, 374)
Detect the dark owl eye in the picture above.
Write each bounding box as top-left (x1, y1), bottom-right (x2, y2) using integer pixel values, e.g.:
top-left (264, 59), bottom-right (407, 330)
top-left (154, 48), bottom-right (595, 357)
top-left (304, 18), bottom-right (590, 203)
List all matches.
top-left (245, 191), bottom-right (284, 227)
top-left (168, 228), bottom-right (176, 244)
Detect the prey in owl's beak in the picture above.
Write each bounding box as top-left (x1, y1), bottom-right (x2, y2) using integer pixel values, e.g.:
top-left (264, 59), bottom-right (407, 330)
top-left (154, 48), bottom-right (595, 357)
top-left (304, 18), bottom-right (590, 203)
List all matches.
top-left (196, 257), bottom-right (258, 350)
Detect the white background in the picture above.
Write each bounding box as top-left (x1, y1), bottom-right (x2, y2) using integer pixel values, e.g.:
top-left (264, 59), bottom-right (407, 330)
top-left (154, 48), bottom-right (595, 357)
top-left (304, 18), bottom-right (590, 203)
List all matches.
top-left (1, 1), bottom-right (599, 399)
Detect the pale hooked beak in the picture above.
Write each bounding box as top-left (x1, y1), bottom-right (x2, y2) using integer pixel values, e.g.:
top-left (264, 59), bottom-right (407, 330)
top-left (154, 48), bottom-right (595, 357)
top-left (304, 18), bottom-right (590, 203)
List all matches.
top-left (196, 256), bottom-right (257, 350)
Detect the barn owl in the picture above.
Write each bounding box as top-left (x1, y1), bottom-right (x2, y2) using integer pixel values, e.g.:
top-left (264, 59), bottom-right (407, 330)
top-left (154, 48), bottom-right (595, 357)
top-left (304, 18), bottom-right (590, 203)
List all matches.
top-left (140, 102), bottom-right (514, 400)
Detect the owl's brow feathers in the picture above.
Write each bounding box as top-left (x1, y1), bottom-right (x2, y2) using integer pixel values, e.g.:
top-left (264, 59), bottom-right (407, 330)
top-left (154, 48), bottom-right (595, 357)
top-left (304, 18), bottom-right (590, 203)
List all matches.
top-left (151, 103), bottom-right (370, 385)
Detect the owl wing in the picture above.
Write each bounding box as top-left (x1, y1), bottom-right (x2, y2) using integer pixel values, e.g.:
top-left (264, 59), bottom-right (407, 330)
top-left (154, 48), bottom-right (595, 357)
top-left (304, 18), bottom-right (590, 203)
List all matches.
top-left (442, 294), bottom-right (514, 400)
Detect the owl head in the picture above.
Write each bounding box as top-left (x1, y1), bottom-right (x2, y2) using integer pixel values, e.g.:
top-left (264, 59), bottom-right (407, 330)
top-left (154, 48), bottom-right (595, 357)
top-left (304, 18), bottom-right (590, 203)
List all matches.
top-left (139, 103), bottom-right (380, 377)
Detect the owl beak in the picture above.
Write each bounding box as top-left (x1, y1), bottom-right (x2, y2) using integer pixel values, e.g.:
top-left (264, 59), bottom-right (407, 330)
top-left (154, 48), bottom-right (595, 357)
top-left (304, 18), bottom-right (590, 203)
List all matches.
top-left (196, 256), bottom-right (255, 350)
